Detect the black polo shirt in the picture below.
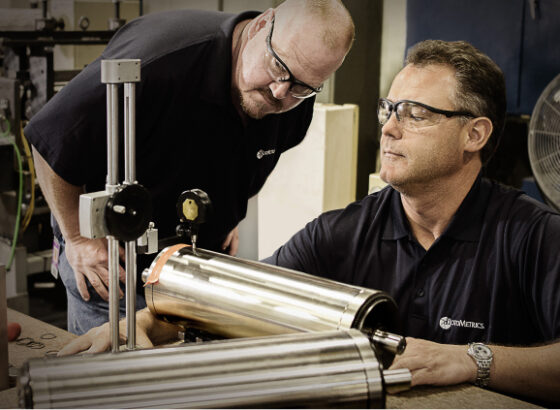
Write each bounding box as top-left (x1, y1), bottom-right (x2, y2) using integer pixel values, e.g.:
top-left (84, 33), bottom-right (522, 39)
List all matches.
top-left (264, 176), bottom-right (560, 346)
top-left (25, 9), bottom-right (315, 252)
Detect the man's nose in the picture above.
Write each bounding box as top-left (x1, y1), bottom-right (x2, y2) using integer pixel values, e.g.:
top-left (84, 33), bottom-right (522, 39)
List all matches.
top-left (269, 81), bottom-right (291, 100)
top-left (381, 111), bottom-right (403, 139)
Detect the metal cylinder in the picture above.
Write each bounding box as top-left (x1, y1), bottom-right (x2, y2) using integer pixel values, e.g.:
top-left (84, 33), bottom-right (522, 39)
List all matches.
top-left (382, 368), bottom-right (412, 395)
top-left (144, 247), bottom-right (399, 339)
top-left (124, 82), bottom-right (136, 184)
top-left (105, 83), bottom-right (119, 189)
top-left (108, 236), bottom-right (120, 352)
top-left (124, 81), bottom-right (137, 349)
top-left (372, 329), bottom-right (407, 356)
top-left (125, 240), bottom-right (136, 349)
top-left (105, 79), bottom-right (120, 353)
top-left (18, 330), bottom-right (409, 408)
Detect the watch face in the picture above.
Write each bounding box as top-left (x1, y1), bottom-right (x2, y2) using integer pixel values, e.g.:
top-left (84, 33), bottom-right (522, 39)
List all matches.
top-left (472, 344), bottom-right (492, 360)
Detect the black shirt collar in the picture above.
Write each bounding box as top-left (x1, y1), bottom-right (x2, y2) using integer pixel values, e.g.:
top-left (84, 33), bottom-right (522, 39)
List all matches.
top-left (382, 173), bottom-right (489, 242)
top-left (443, 173), bottom-right (490, 241)
top-left (381, 189), bottom-right (409, 240)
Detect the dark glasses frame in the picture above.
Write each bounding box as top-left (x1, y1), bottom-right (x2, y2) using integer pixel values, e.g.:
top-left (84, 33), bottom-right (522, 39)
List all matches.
top-left (378, 98), bottom-right (476, 125)
top-left (266, 16), bottom-right (323, 97)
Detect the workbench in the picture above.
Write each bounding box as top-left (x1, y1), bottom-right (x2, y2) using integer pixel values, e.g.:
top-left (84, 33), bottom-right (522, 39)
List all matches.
top-left (1, 308), bottom-right (540, 409)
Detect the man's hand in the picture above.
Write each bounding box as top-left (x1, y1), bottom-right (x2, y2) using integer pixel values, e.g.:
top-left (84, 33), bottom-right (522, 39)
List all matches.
top-left (389, 337), bottom-right (477, 387)
top-left (64, 237), bottom-right (125, 301)
top-left (222, 226), bottom-right (239, 256)
top-left (58, 318), bottom-right (153, 356)
top-left (58, 308), bottom-right (182, 356)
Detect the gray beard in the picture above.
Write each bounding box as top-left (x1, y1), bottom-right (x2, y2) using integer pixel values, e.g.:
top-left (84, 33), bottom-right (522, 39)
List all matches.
top-left (238, 88), bottom-right (284, 120)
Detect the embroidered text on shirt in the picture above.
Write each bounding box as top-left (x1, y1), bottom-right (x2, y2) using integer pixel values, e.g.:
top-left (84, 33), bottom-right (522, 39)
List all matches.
top-left (439, 316), bottom-right (485, 330)
top-left (256, 149), bottom-right (275, 159)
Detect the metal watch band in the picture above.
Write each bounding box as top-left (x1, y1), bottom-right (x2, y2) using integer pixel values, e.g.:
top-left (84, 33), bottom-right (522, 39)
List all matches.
top-left (468, 343), bottom-right (492, 388)
top-left (475, 362), bottom-right (491, 387)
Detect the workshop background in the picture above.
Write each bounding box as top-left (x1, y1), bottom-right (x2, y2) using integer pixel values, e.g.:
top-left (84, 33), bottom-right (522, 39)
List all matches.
top-left (1, 0), bottom-right (559, 330)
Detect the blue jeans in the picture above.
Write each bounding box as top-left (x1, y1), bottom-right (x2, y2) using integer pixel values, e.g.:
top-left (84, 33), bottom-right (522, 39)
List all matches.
top-left (53, 216), bottom-right (146, 335)
top-left (58, 245), bottom-right (146, 335)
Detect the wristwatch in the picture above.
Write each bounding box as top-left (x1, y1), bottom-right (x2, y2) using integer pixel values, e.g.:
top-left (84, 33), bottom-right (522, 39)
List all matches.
top-left (467, 342), bottom-right (493, 387)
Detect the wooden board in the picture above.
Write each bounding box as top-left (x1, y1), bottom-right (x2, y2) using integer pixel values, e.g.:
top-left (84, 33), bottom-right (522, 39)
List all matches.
top-left (2, 309), bottom-right (77, 408)
top-left (7, 308), bottom-right (76, 369)
top-left (257, 103), bottom-right (359, 259)
top-left (387, 384), bottom-right (540, 409)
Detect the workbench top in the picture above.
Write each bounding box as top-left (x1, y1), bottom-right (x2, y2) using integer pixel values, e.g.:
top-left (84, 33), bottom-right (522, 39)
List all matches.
top-left (2, 308), bottom-right (540, 409)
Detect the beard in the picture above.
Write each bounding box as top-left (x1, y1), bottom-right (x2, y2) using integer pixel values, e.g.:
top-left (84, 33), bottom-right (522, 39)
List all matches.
top-left (236, 87), bottom-right (286, 120)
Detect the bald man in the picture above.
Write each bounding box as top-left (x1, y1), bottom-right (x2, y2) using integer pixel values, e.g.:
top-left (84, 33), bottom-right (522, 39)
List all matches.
top-left (27, 0), bottom-right (355, 335)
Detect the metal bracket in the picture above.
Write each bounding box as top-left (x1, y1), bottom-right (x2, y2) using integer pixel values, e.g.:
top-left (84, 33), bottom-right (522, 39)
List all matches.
top-left (101, 59), bottom-right (140, 84)
top-left (78, 191), bottom-right (110, 239)
top-left (137, 222), bottom-right (158, 255)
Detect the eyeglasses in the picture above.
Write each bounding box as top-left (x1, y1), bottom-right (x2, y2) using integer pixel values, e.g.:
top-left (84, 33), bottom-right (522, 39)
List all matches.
top-left (377, 98), bottom-right (476, 131)
top-left (264, 16), bottom-right (323, 99)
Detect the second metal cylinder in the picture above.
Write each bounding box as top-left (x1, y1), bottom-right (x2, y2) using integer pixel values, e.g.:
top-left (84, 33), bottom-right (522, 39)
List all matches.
top-left (18, 330), bottom-right (409, 408)
top-left (143, 247), bottom-right (400, 339)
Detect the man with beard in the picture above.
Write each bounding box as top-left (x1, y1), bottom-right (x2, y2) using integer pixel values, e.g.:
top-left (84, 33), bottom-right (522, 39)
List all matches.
top-left (26, 0), bottom-right (355, 335)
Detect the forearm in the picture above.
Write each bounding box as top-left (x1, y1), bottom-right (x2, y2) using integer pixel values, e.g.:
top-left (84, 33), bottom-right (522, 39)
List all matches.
top-left (390, 337), bottom-right (560, 404)
top-left (32, 146), bottom-right (83, 241)
top-left (489, 341), bottom-right (560, 403)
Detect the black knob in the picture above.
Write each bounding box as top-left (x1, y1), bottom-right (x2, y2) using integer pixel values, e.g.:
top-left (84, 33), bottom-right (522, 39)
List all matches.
top-left (105, 184), bottom-right (152, 241)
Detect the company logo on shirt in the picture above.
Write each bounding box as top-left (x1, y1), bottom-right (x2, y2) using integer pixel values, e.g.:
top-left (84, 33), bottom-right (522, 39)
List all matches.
top-left (256, 149), bottom-right (275, 159)
top-left (439, 316), bottom-right (485, 330)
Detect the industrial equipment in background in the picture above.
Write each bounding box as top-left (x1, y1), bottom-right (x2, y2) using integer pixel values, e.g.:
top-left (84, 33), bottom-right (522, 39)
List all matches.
top-left (528, 73), bottom-right (560, 212)
top-left (0, 0), bottom-right (128, 125)
top-left (0, 0), bottom-right (139, 309)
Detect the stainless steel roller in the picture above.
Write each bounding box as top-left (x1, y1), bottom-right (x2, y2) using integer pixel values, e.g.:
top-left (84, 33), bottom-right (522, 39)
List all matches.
top-left (143, 246), bottom-right (403, 362)
top-left (18, 330), bottom-right (411, 408)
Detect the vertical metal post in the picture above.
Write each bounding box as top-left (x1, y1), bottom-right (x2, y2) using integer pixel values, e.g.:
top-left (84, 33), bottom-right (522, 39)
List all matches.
top-left (106, 83), bottom-right (119, 189)
top-left (106, 82), bottom-right (120, 353)
top-left (124, 82), bottom-right (137, 349)
top-left (107, 238), bottom-right (120, 352)
top-left (124, 83), bottom-right (136, 184)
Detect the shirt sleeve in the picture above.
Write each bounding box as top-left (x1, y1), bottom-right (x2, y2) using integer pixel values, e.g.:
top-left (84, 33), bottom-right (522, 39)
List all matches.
top-left (261, 209), bottom-right (341, 277)
top-left (24, 61), bottom-right (108, 187)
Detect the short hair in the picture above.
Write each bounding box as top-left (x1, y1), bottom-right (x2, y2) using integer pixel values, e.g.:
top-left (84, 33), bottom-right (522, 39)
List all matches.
top-left (405, 40), bottom-right (506, 164)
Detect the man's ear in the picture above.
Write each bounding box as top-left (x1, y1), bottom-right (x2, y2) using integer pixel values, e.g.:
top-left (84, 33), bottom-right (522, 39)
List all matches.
top-left (464, 116), bottom-right (493, 153)
top-left (246, 8), bottom-right (274, 40)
